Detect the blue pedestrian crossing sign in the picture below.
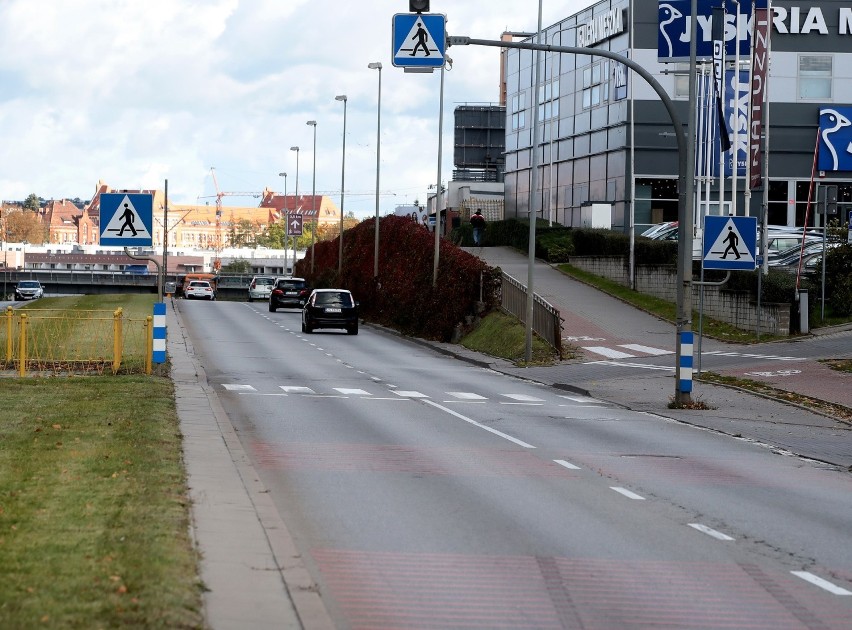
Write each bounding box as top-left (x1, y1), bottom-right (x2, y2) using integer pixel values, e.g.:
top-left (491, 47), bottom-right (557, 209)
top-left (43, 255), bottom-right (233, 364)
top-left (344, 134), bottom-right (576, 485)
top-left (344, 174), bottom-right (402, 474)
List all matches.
top-left (99, 193), bottom-right (153, 246)
top-left (702, 215), bottom-right (757, 270)
top-left (392, 13), bottom-right (446, 69)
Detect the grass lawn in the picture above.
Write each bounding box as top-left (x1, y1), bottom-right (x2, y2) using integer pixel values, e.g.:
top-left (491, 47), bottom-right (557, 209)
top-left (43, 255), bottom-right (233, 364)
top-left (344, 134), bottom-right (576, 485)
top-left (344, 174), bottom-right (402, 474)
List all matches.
top-left (462, 310), bottom-right (562, 365)
top-left (0, 296), bottom-right (202, 628)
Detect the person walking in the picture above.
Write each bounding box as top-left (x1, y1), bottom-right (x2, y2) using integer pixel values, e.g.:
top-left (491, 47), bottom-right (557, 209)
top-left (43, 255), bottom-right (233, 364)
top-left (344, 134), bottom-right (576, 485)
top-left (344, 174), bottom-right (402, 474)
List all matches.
top-left (470, 209), bottom-right (486, 246)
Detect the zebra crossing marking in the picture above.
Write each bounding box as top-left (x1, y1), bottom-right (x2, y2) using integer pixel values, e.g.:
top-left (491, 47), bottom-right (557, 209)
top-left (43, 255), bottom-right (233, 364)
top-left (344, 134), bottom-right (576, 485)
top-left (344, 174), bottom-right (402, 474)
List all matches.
top-left (221, 385), bottom-right (617, 408)
top-left (279, 386), bottom-right (316, 394)
top-left (392, 390), bottom-right (428, 398)
top-left (619, 344), bottom-right (673, 356)
top-left (703, 350), bottom-right (801, 361)
top-left (582, 346), bottom-right (636, 359)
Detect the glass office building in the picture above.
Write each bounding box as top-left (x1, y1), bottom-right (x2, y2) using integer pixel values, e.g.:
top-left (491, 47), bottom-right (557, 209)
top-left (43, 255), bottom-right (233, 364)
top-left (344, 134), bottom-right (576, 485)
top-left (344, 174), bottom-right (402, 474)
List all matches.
top-left (502, 0), bottom-right (852, 232)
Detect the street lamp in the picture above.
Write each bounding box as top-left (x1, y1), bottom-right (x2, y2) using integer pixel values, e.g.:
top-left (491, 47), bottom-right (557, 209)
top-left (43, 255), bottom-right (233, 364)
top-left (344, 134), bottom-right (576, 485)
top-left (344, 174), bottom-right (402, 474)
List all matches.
top-left (306, 120), bottom-right (317, 273)
top-left (290, 146), bottom-right (300, 272)
top-left (278, 171), bottom-right (288, 272)
top-left (368, 62), bottom-right (382, 281)
top-left (335, 94), bottom-right (347, 276)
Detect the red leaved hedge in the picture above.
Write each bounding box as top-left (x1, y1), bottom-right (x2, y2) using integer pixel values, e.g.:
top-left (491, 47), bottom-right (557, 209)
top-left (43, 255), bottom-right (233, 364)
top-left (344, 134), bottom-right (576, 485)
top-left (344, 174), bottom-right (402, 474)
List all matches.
top-left (294, 215), bottom-right (501, 341)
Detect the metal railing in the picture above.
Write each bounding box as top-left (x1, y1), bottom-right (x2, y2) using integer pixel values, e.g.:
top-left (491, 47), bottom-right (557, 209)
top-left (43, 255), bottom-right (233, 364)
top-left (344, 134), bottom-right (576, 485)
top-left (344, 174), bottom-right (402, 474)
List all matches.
top-left (499, 272), bottom-right (563, 358)
top-left (2, 306), bottom-right (155, 376)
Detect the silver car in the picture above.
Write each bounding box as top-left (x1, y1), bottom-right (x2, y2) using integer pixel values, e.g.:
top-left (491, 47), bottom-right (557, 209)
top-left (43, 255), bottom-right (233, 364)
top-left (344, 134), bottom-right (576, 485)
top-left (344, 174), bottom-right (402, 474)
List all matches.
top-left (248, 276), bottom-right (275, 302)
top-left (15, 280), bottom-right (44, 300)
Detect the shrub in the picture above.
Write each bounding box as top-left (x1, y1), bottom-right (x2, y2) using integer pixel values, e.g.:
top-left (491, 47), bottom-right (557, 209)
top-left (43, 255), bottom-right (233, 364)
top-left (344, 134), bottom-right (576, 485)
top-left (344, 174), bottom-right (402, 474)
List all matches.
top-left (823, 242), bottom-right (852, 315)
top-left (294, 215), bottom-right (501, 341)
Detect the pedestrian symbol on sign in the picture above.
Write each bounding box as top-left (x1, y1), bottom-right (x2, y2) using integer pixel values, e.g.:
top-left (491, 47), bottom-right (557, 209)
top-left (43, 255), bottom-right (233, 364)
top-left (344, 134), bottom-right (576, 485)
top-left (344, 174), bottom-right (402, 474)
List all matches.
top-left (101, 193), bottom-right (151, 245)
top-left (702, 215), bottom-right (757, 270)
top-left (392, 13), bottom-right (446, 68)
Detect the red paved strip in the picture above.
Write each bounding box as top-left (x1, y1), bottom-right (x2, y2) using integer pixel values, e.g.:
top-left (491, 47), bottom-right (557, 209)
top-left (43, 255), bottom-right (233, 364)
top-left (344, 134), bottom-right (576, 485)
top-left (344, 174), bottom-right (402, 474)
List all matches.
top-left (312, 550), bottom-right (849, 629)
top-left (251, 442), bottom-right (576, 478)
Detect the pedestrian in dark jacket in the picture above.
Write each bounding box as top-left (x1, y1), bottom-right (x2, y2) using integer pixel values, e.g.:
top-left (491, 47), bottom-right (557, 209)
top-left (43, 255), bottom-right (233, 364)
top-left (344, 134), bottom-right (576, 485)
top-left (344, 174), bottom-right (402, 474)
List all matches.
top-left (470, 209), bottom-right (486, 246)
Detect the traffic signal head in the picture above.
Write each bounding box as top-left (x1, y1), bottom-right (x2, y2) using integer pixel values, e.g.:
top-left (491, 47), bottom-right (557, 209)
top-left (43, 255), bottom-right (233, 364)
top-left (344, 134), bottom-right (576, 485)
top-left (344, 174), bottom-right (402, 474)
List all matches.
top-left (409, 0), bottom-right (429, 13)
top-left (826, 185), bottom-right (839, 215)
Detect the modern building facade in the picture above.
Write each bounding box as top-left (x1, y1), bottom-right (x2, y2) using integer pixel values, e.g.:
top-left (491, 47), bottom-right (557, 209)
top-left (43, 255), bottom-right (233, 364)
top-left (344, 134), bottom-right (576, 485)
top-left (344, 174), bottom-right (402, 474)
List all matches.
top-left (502, 0), bottom-right (852, 233)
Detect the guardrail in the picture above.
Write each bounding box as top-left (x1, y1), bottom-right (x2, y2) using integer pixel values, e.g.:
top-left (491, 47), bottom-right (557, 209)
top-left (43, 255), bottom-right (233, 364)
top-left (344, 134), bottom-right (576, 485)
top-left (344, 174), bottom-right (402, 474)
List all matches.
top-left (499, 272), bottom-right (563, 358)
top-left (2, 306), bottom-right (155, 376)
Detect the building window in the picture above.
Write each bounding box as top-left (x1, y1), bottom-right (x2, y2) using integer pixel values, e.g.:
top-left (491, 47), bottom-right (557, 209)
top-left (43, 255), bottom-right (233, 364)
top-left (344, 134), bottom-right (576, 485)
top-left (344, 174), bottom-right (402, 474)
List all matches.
top-left (511, 92), bottom-right (526, 130)
top-left (582, 61), bottom-right (608, 109)
top-left (799, 55), bottom-right (832, 100)
top-left (538, 78), bottom-right (560, 120)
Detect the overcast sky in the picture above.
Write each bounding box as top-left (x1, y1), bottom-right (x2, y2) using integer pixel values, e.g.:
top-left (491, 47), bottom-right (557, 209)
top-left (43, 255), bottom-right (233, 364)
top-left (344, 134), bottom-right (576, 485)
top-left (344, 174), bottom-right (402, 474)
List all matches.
top-left (0, 0), bottom-right (589, 219)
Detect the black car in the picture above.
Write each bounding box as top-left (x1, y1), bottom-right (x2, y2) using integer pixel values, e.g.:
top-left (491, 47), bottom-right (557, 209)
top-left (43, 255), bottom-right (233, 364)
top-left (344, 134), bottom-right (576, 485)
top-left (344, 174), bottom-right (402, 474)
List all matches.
top-left (269, 277), bottom-right (311, 312)
top-left (301, 289), bottom-right (359, 335)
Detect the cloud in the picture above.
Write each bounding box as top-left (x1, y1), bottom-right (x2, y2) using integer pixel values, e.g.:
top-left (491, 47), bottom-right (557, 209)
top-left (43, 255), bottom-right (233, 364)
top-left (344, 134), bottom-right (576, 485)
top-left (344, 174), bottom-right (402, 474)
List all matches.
top-left (0, 0), bottom-right (589, 216)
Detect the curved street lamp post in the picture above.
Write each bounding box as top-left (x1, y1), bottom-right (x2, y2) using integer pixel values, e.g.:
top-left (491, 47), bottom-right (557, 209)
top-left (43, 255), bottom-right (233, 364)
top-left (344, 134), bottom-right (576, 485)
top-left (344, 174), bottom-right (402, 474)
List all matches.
top-left (368, 62), bottom-right (382, 281)
top-left (277, 171), bottom-right (288, 272)
top-left (290, 146), bottom-right (300, 271)
top-left (306, 120), bottom-right (317, 273)
top-left (335, 95), bottom-right (347, 276)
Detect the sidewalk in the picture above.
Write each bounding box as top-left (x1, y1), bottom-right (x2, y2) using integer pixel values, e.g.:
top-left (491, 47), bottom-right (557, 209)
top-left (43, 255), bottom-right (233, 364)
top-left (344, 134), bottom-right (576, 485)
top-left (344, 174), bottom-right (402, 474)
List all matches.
top-left (168, 300), bottom-right (334, 630)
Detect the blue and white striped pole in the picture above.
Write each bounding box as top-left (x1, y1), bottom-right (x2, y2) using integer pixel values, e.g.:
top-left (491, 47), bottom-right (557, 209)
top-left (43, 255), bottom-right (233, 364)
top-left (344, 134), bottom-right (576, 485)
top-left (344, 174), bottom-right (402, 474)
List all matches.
top-left (153, 302), bottom-right (166, 364)
top-left (678, 331), bottom-right (694, 394)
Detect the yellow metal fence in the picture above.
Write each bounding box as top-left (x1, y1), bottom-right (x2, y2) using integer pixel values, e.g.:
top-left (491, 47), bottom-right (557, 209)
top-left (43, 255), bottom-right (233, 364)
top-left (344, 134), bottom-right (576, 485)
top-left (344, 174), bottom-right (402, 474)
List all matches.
top-left (1, 307), bottom-right (155, 376)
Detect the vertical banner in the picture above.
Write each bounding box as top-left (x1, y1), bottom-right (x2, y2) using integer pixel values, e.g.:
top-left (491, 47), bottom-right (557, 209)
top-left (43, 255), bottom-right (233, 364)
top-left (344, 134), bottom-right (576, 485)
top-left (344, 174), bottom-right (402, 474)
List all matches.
top-left (725, 69), bottom-right (749, 178)
top-left (749, 7), bottom-right (769, 189)
top-left (712, 7), bottom-right (731, 153)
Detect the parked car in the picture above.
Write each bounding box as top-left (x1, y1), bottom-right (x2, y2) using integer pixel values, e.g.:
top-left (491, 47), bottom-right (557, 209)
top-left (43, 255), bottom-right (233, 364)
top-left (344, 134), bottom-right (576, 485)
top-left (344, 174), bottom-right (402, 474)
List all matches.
top-left (14, 280), bottom-right (44, 300)
top-left (122, 264), bottom-right (149, 275)
top-left (770, 241), bottom-right (839, 269)
top-left (248, 276), bottom-right (275, 302)
top-left (640, 221), bottom-right (678, 238)
top-left (185, 280), bottom-right (215, 300)
top-left (301, 289), bottom-right (359, 335)
top-left (269, 277), bottom-right (311, 312)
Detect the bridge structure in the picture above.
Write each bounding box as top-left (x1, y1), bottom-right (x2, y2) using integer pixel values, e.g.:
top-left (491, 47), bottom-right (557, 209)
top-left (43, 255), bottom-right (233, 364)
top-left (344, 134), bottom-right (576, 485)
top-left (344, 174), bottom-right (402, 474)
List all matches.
top-left (2, 270), bottom-right (255, 301)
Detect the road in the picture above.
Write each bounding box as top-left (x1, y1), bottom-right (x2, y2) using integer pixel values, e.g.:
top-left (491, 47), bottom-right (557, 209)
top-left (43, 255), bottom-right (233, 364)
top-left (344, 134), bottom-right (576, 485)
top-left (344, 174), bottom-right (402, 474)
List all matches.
top-left (178, 298), bottom-right (852, 628)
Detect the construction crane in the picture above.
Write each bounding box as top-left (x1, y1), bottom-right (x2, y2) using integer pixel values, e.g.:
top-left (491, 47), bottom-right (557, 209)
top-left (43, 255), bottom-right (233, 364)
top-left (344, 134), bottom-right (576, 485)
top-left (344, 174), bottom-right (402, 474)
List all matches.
top-left (201, 167), bottom-right (263, 271)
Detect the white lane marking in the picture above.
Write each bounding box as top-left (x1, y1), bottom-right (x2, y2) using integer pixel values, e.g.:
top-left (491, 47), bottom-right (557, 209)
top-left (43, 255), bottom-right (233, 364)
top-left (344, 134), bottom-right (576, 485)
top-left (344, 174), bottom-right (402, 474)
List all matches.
top-left (791, 571), bottom-right (852, 596)
top-left (393, 390), bottom-right (428, 398)
top-left (335, 388), bottom-right (372, 396)
top-left (222, 384), bottom-right (256, 391)
top-left (553, 459), bottom-right (581, 470)
top-left (503, 394), bottom-right (545, 402)
top-left (585, 360), bottom-right (676, 372)
top-left (447, 392), bottom-right (488, 400)
top-left (610, 487), bottom-right (645, 500)
top-left (619, 344), bottom-right (673, 356)
top-left (583, 346), bottom-right (636, 359)
top-left (704, 350), bottom-right (801, 361)
top-left (443, 401), bottom-right (487, 404)
top-left (688, 523), bottom-right (734, 541)
top-left (280, 386), bottom-right (316, 394)
top-left (423, 400), bottom-right (536, 449)
top-left (558, 395), bottom-right (605, 405)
